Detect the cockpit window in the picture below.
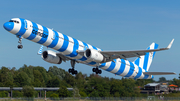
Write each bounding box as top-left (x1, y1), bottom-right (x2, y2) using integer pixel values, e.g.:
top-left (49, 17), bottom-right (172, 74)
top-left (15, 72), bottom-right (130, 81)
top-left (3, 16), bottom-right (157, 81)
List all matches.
top-left (9, 20), bottom-right (19, 24)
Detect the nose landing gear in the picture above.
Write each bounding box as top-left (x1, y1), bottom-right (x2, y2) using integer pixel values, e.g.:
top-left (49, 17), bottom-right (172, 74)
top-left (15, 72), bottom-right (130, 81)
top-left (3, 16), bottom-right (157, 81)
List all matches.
top-left (17, 35), bottom-right (23, 49)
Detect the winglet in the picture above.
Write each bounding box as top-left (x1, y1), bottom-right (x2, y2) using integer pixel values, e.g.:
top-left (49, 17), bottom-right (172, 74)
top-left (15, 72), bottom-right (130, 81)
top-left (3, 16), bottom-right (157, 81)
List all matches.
top-left (167, 39), bottom-right (174, 49)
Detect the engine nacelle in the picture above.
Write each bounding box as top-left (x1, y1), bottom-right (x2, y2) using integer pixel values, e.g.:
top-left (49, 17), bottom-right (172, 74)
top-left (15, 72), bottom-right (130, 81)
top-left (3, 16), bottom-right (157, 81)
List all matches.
top-left (41, 50), bottom-right (62, 64)
top-left (84, 49), bottom-right (105, 63)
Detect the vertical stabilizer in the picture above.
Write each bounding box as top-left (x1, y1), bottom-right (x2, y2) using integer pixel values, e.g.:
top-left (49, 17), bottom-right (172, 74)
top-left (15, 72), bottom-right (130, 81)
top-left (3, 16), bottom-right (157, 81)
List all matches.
top-left (133, 43), bottom-right (159, 71)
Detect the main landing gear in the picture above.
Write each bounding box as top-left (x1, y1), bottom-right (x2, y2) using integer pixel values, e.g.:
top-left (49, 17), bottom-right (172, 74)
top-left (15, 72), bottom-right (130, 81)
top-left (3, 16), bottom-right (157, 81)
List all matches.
top-left (68, 60), bottom-right (78, 75)
top-left (92, 66), bottom-right (102, 74)
top-left (17, 35), bottom-right (23, 49)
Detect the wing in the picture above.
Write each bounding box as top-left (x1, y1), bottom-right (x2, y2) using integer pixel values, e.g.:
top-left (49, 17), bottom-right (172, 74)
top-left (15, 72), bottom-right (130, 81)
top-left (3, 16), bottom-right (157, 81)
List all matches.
top-left (56, 53), bottom-right (70, 62)
top-left (143, 72), bottom-right (176, 75)
top-left (100, 39), bottom-right (174, 61)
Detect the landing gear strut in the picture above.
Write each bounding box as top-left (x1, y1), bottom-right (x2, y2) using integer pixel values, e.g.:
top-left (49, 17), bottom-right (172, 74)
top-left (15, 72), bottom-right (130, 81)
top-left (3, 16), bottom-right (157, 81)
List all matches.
top-left (92, 65), bottom-right (102, 74)
top-left (17, 35), bottom-right (23, 49)
top-left (68, 60), bottom-right (78, 75)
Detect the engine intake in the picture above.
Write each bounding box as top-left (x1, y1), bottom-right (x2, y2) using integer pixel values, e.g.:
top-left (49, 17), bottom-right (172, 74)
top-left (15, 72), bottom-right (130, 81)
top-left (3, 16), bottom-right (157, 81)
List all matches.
top-left (84, 49), bottom-right (105, 63)
top-left (42, 50), bottom-right (62, 64)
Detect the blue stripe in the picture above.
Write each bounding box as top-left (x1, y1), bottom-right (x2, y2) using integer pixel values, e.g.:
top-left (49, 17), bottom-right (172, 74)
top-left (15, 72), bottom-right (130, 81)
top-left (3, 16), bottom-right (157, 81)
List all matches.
top-left (153, 43), bottom-right (159, 58)
top-left (37, 26), bottom-right (49, 44)
top-left (124, 62), bottom-right (134, 77)
top-left (134, 58), bottom-right (140, 67)
top-left (26, 22), bottom-right (38, 40)
top-left (143, 74), bottom-right (149, 79)
top-left (16, 18), bottom-right (27, 36)
top-left (58, 34), bottom-right (69, 52)
top-left (79, 56), bottom-right (87, 61)
top-left (115, 59), bottom-right (126, 75)
top-left (99, 63), bottom-right (106, 68)
top-left (67, 38), bottom-right (79, 57)
top-left (143, 47), bottom-right (150, 71)
top-left (47, 30), bottom-right (59, 48)
top-left (134, 67), bottom-right (142, 79)
top-left (78, 42), bottom-right (89, 61)
top-left (82, 42), bottom-right (89, 50)
top-left (87, 61), bottom-right (96, 65)
top-left (92, 46), bottom-right (98, 50)
top-left (106, 59), bottom-right (117, 72)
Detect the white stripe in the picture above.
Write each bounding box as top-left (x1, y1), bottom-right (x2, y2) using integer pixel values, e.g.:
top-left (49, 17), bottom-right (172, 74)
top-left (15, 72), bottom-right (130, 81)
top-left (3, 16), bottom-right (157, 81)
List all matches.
top-left (119, 60), bottom-right (130, 76)
top-left (139, 74), bottom-right (145, 79)
top-left (31, 24), bottom-right (43, 42)
top-left (139, 55), bottom-right (145, 69)
top-left (146, 43), bottom-right (155, 71)
top-left (22, 20), bottom-right (33, 38)
top-left (61, 36), bottom-right (74, 55)
top-left (101, 62), bottom-right (111, 70)
top-left (10, 18), bottom-right (21, 34)
top-left (43, 28), bottom-right (53, 46)
top-left (87, 44), bottom-right (93, 49)
top-left (110, 59), bottom-right (121, 73)
top-left (70, 40), bottom-right (84, 59)
top-left (53, 32), bottom-right (64, 50)
top-left (129, 65), bottom-right (138, 78)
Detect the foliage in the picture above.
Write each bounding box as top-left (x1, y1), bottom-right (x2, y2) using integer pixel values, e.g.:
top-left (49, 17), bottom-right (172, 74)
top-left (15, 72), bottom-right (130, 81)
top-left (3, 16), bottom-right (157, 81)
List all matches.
top-left (58, 86), bottom-right (70, 97)
top-left (0, 65), bottom-right (179, 98)
top-left (22, 85), bottom-right (35, 97)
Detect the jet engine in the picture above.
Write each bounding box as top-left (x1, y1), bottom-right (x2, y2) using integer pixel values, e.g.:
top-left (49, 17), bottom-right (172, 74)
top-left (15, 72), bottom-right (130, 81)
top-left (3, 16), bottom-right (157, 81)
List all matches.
top-left (84, 49), bottom-right (105, 63)
top-left (41, 50), bottom-right (62, 64)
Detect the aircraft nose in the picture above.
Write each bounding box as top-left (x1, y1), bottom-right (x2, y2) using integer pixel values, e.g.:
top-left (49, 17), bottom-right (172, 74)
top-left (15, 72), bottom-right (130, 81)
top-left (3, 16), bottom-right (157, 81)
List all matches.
top-left (3, 22), bottom-right (14, 31)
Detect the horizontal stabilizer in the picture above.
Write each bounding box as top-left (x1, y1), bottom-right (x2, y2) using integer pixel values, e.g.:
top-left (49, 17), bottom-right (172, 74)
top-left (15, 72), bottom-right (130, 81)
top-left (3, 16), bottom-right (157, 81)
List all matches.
top-left (143, 72), bottom-right (176, 75)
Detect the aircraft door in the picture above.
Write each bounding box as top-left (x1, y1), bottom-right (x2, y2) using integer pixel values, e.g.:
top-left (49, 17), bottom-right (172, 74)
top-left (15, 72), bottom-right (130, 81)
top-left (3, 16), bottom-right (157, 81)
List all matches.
top-left (24, 20), bottom-right (28, 30)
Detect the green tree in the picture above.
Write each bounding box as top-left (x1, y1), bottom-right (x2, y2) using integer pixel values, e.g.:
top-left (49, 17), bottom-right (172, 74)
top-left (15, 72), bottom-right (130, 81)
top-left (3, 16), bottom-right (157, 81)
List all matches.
top-left (48, 66), bottom-right (66, 80)
top-left (18, 65), bottom-right (34, 83)
top-left (110, 79), bottom-right (124, 97)
top-left (64, 72), bottom-right (76, 87)
top-left (14, 71), bottom-right (31, 86)
top-left (159, 77), bottom-right (166, 82)
top-left (32, 69), bottom-right (45, 87)
top-left (47, 77), bottom-right (61, 87)
top-left (85, 74), bottom-right (110, 97)
top-left (58, 86), bottom-right (70, 97)
top-left (22, 85), bottom-right (34, 97)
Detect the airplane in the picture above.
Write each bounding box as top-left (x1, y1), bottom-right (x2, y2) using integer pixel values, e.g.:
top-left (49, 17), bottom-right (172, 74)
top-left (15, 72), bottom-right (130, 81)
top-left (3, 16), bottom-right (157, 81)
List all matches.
top-left (3, 18), bottom-right (175, 79)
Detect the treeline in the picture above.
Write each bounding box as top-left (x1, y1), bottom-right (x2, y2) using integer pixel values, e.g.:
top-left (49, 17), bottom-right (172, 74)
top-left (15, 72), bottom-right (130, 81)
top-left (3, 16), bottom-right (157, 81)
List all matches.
top-left (0, 65), bottom-right (179, 98)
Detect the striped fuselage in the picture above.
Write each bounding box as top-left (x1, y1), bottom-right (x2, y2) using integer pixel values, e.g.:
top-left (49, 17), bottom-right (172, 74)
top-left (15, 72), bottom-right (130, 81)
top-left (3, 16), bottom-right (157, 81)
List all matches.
top-left (4, 18), bottom-right (153, 79)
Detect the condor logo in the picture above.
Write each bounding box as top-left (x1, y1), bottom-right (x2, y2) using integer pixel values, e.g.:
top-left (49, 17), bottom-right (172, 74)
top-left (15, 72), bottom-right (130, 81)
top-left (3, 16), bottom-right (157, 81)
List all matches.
top-left (32, 29), bottom-right (48, 38)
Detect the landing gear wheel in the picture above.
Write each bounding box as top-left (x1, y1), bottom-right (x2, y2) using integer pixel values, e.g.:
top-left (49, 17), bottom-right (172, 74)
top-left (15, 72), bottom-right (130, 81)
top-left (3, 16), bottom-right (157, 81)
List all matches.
top-left (17, 45), bottom-right (23, 49)
top-left (92, 67), bottom-right (102, 74)
top-left (68, 68), bottom-right (72, 73)
top-left (98, 70), bottom-right (102, 74)
top-left (68, 60), bottom-right (78, 75)
top-left (92, 68), bottom-right (96, 72)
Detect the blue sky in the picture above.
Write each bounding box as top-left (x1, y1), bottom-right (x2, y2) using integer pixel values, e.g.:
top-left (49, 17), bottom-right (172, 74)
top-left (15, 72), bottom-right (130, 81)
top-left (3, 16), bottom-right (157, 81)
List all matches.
top-left (0, 0), bottom-right (179, 81)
